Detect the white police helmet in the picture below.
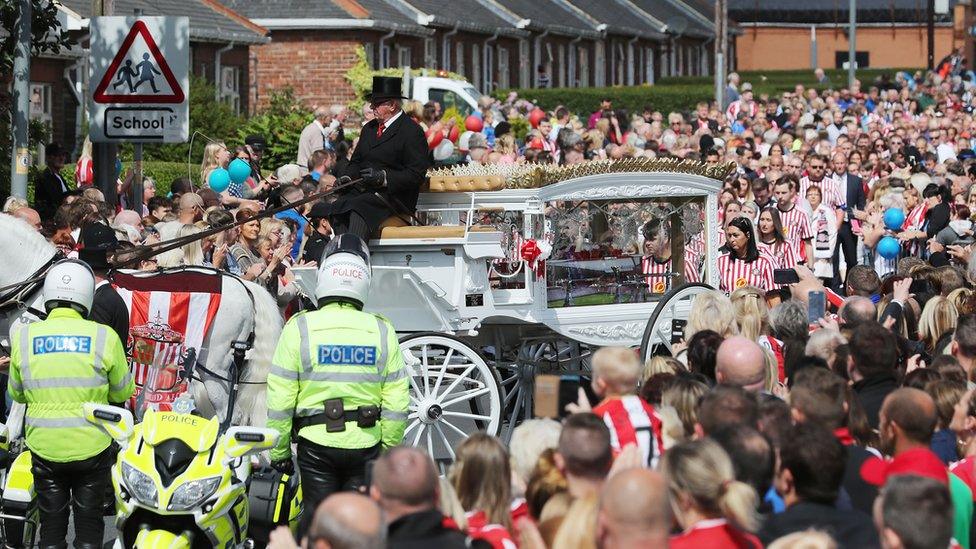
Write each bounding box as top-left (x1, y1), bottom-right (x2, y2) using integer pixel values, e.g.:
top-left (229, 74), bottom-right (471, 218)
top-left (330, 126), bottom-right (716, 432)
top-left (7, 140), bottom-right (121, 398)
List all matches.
top-left (315, 234), bottom-right (371, 308)
top-left (42, 259), bottom-right (96, 316)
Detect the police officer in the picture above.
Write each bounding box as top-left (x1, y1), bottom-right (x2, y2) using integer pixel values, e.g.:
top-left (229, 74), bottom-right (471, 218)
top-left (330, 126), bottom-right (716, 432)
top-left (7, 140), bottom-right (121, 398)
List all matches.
top-left (267, 234), bottom-right (408, 536)
top-left (8, 259), bottom-right (135, 549)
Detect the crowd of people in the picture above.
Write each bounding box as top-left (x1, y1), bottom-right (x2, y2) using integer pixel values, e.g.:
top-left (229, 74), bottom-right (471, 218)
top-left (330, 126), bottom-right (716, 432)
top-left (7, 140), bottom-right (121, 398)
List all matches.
top-left (5, 62), bottom-right (976, 548)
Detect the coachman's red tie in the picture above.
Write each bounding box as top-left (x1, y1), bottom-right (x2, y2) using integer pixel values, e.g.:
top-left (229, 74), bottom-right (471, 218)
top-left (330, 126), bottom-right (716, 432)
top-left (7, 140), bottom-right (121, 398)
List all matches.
top-left (376, 123), bottom-right (385, 139)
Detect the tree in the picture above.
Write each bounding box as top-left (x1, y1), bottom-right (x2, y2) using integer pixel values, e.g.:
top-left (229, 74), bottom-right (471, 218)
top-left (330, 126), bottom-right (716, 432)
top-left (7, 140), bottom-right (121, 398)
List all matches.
top-left (0, 0), bottom-right (75, 201)
top-left (0, 0), bottom-right (73, 76)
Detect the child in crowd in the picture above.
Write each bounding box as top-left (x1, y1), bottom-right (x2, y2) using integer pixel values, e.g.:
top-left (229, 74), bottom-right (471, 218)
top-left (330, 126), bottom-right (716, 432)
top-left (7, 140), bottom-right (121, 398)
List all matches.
top-left (589, 346), bottom-right (665, 468)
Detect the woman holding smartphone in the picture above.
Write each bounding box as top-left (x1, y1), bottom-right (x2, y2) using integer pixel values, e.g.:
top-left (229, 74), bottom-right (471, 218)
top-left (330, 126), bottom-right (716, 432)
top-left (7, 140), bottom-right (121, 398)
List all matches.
top-left (717, 217), bottom-right (775, 293)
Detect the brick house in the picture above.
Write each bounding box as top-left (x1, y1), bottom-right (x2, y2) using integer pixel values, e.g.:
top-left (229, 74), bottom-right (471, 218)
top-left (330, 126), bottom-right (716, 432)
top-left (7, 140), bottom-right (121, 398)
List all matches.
top-left (730, 0), bottom-right (968, 71)
top-left (220, 0), bottom-right (722, 111)
top-left (33, 0), bottom-right (266, 154)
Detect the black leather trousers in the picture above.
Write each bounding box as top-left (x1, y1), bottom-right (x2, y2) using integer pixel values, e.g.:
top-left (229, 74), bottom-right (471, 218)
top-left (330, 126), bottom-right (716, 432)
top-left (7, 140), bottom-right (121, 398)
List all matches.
top-left (31, 447), bottom-right (113, 549)
top-left (296, 438), bottom-right (380, 538)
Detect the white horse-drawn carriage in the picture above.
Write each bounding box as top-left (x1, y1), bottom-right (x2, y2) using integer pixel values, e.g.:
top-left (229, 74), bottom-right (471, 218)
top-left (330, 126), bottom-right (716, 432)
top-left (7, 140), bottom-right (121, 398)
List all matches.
top-left (346, 159), bottom-right (733, 460)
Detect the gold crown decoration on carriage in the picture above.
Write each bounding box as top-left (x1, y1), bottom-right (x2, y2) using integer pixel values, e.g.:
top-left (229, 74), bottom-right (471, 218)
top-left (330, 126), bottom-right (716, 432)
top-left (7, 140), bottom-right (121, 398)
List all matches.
top-left (426, 158), bottom-right (737, 191)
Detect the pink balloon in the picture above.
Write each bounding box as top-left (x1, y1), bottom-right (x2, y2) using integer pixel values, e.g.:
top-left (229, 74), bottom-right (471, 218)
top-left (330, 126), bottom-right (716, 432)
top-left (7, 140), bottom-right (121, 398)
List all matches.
top-left (465, 115), bottom-right (484, 132)
top-left (448, 125), bottom-right (460, 143)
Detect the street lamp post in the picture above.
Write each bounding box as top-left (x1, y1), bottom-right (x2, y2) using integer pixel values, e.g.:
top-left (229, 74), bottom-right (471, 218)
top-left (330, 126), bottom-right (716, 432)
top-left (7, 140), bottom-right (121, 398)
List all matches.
top-left (9, 0), bottom-right (32, 199)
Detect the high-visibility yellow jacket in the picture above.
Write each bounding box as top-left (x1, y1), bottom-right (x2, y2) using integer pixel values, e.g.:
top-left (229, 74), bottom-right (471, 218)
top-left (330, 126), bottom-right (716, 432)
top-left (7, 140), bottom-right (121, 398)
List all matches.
top-left (9, 308), bottom-right (135, 462)
top-left (267, 302), bottom-right (408, 461)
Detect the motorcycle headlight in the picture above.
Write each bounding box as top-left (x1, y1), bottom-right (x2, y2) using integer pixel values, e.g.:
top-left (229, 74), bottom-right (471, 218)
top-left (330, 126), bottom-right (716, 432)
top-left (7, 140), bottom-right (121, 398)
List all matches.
top-left (121, 462), bottom-right (157, 507)
top-left (168, 477), bottom-right (221, 511)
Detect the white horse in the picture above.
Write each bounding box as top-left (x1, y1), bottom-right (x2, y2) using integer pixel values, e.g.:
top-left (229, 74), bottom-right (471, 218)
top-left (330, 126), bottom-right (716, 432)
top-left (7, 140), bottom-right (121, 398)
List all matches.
top-left (0, 214), bottom-right (281, 427)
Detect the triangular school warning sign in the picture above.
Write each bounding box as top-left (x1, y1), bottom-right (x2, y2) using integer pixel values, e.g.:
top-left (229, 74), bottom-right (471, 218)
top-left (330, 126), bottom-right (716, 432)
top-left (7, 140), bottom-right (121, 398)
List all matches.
top-left (93, 20), bottom-right (185, 104)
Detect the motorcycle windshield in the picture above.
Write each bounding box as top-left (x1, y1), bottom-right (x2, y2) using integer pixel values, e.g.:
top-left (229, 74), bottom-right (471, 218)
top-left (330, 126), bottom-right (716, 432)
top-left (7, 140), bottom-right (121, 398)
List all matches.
top-left (141, 410), bottom-right (220, 453)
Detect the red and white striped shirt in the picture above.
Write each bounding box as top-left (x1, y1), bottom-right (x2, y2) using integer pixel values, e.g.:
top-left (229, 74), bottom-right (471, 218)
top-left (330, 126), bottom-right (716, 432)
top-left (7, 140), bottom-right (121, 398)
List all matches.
top-left (726, 100), bottom-right (758, 123)
top-left (642, 250), bottom-right (702, 293)
top-left (717, 253), bottom-right (776, 293)
top-left (800, 176), bottom-right (843, 210)
top-left (593, 395), bottom-right (665, 468)
top-left (74, 156), bottom-right (93, 187)
top-left (758, 335), bottom-right (786, 382)
top-left (687, 233), bottom-right (707, 256)
top-left (757, 240), bottom-right (802, 269)
top-left (777, 204), bottom-right (813, 244)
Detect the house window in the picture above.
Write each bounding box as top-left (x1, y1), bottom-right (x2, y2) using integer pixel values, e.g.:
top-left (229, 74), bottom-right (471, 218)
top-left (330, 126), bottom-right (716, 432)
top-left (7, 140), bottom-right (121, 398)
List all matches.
top-left (29, 83), bottom-right (52, 125)
top-left (365, 43), bottom-right (375, 69)
top-left (558, 44), bottom-right (566, 88)
top-left (519, 39), bottom-right (530, 87)
top-left (472, 44), bottom-right (481, 89)
top-left (497, 46), bottom-right (509, 89)
top-left (579, 46), bottom-right (589, 87)
top-left (614, 42), bottom-right (625, 85)
top-left (594, 41), bottom-right (606, 87)
top-left (645, 47), bottom-right (655, 84)
top-left (568, 43), bottom-right (577, 87)
top-left (397, 46), bottom-right (412, 68)
top-left (380, 45), bottom-right (391, 69)
top-left (455, 42), bottom-right (465, 78)
top-left (484, 44), bottom-right (494, 92)
top-left (219, 66), bottom-right (241, 114)
top-left (425, 38), bottom-right (436, 68)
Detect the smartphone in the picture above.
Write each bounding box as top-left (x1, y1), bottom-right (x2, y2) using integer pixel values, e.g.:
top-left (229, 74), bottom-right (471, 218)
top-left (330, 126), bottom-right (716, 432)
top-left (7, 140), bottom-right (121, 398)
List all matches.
top-left (671, 319), bottom-right (688, 344)
top-left (774, 268), bottom-right (800, 286)
top-left (534, 375), bottom-right (561, 418)
top-left (534, 375), bottom-right (594, 418)
top-left (807, 290), bottom-right (826, 324)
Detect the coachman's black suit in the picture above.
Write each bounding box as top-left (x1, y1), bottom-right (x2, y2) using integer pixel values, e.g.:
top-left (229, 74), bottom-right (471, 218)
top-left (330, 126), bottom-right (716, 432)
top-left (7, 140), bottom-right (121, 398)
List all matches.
top-left (333, 114), bottom-right (432, 234)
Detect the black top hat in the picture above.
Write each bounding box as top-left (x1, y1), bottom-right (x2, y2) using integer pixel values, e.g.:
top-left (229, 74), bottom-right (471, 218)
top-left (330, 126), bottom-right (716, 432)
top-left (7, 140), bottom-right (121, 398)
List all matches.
top-left (245, 134), bottom-right (267, 151)
top-left (367, 76), bottom-right (406, 102)
top-left (78, 222), bottom-right (119, 271)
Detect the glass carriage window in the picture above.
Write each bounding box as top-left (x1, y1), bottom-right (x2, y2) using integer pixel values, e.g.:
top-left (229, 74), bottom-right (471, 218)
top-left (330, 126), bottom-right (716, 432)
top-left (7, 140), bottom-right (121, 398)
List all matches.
top-left (545, 196), bottom-right (707, 307)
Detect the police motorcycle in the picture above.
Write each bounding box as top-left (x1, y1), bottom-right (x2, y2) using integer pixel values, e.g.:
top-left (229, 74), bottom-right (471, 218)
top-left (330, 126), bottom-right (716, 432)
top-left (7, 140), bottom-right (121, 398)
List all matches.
top-left (82, 400), bottom-right (301, 549)
top-left (0, 328), bottom-right (300, 548)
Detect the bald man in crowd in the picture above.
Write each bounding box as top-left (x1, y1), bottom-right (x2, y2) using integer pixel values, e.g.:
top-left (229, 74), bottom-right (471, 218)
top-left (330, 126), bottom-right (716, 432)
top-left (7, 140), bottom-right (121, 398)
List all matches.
top-left (370, 446), bottom-right (488, 549)
top-left (597, 468), bottom-right (670, 548)
top-left (838, 296), bottom-right (877, 328)
top-left (715, 336), bottom-right (766, 392)
top-left (268, 492), bottom-right (384, 549)
top-left (11, 207), bottom-right (41, 230)
top-left (861, 387), bottom-right (974, 544)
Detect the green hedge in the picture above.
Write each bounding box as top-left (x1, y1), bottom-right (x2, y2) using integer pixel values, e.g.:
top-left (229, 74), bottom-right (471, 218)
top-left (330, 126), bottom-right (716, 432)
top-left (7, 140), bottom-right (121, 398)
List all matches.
top-left (56, 160), bottom-right (188, 198)
top-left (657, 67), bottom-right (921, 90)
top-left (499, 67), bottom-right (923, 116)
top-left (498, 85), bottom-right (717, 116)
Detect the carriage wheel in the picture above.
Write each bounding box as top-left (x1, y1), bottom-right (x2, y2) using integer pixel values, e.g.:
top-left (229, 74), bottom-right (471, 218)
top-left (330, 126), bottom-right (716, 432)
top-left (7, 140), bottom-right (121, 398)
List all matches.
top-left (399, 333), bottom-right (503, 462)
top-left (496, 337), bottom-right (593, 445)
top-left (639, 283), bottom-right (715, 362)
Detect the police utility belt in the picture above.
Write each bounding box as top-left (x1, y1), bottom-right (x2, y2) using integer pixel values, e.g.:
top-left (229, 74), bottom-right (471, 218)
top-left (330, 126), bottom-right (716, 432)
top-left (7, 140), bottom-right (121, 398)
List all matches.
top-left (293, 398), bottom-right (380, 433)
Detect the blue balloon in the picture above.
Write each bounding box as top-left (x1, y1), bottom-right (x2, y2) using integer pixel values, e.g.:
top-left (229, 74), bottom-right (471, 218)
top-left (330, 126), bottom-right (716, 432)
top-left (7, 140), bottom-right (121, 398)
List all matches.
top-left (877, 235), bottom-right (901, 260)
top-left (228, 158), bottom-right (251, 185)
top-left (208, 167), bottom-right (231, 193)
top-left (883, 208), bottom-right (906, 231)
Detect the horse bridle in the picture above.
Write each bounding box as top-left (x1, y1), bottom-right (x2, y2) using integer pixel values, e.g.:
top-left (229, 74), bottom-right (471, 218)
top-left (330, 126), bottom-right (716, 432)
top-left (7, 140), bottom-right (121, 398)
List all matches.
top-left (0, 252), bottom-right (62, 319)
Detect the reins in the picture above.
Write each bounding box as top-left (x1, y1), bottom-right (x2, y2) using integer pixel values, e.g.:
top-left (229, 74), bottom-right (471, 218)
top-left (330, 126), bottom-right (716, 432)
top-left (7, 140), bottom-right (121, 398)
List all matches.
top-left (113, 176), bottom-right (367, 268)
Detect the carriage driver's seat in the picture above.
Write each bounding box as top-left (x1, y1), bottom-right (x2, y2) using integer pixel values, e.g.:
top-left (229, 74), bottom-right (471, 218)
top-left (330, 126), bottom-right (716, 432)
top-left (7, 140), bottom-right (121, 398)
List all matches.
top-left (372, 216), bottom-right (494, 239)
